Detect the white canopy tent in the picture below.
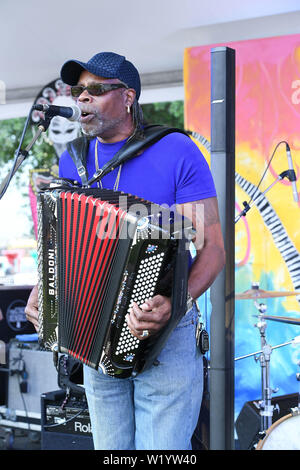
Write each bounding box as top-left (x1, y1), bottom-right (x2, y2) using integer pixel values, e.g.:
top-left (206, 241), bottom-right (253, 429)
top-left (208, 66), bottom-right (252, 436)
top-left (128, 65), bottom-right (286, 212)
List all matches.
top-left (1, 0), bottom-right (300, 119)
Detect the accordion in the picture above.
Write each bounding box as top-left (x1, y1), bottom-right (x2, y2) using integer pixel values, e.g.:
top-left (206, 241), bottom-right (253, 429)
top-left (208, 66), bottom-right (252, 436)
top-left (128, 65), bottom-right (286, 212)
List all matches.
top-left (37, 187), bottom-right (192, 378)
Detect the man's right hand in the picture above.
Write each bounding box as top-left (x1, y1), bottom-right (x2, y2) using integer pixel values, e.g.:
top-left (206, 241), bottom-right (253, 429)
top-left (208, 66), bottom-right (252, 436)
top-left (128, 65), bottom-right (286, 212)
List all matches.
top-left (25, 284), bottom-right (39, 332)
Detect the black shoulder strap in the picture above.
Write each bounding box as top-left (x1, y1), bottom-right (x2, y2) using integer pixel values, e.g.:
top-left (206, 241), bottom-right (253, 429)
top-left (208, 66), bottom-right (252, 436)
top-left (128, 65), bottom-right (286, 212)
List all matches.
top-left (66, 125), bottom-right (189, 187)
top-left (66, 135), bottom-right (91, 186)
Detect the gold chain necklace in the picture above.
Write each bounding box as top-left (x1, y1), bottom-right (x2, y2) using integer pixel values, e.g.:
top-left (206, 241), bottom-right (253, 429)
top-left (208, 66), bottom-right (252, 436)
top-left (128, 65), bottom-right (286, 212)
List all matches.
top-left (95, 138), bottom-right (123, 191)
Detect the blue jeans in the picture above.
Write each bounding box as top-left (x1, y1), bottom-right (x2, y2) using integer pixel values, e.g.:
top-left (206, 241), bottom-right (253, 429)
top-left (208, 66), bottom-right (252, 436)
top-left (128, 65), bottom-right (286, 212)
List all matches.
top-left (83, 305), bottom-right (203, 450)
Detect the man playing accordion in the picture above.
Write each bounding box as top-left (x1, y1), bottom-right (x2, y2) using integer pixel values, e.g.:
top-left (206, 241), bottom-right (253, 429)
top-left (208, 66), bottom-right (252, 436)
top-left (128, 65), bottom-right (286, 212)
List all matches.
top-left (25, 52), bottom-right (225, 450)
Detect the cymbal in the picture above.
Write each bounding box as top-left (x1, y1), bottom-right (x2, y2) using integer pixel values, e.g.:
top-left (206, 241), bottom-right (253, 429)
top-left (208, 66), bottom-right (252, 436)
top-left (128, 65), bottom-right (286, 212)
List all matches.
top-left (260, 315), bottom-right (300, 326)
top-left (235, 288), bottom-right (300, 300)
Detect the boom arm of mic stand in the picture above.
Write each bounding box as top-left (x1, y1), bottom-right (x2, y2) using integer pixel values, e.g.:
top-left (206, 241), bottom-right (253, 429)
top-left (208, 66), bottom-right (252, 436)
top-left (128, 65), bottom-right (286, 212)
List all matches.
top-left (235, 170), bottom-right (293, 224)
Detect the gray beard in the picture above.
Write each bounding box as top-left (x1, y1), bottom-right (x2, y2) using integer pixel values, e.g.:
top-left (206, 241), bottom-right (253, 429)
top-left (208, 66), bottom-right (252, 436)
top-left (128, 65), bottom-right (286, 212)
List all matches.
top-left (81, 127), bottom-right (99, 137)
top-left (80, 114), bottom-right (126, 139)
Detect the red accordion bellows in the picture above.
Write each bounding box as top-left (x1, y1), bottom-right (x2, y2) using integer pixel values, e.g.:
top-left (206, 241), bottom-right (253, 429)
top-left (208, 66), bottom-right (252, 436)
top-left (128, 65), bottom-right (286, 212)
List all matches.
top-left (58, 191), bottom-right (128, 366)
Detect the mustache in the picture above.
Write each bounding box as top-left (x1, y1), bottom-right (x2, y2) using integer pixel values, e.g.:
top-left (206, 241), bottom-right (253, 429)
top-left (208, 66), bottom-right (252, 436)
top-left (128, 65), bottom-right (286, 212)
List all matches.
top-left (79, 105), bottom-right (98, 115)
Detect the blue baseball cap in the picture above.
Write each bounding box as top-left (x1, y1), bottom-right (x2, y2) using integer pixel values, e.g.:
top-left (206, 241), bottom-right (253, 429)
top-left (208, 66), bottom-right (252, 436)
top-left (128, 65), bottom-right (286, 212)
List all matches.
top-left (60, 52), bottom-right (141, 100)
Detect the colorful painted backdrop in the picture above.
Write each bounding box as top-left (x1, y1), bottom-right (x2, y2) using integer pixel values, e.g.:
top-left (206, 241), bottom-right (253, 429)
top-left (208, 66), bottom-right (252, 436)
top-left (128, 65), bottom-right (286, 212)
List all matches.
top-left (184, 34), bottom-right (300, 421)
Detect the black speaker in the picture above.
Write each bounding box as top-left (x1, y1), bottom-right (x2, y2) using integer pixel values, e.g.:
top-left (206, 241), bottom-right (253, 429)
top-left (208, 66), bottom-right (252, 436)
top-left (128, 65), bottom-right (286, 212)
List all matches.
top-left (235, 393), bottom-right (299, 450)
top-left (41, 389), bottom-right (94, 450)
top-left (41, 430), bottom-right (93, 450)
top-left (0, 286), bottom-right (36, 404)
top-left (209, 46), bottom-right (236, 449)
top-left (211, 46), bottom-right (235, 154)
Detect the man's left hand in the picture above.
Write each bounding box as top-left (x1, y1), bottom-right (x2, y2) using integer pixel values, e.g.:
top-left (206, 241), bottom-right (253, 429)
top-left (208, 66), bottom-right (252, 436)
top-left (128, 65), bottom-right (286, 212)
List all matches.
top-left (126, 295), bottom-right (171, 340)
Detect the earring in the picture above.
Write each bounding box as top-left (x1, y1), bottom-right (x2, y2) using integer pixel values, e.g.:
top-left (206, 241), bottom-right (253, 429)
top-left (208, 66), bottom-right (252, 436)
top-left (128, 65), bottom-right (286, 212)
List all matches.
top-left (127, 105), bottom-right (130, 114)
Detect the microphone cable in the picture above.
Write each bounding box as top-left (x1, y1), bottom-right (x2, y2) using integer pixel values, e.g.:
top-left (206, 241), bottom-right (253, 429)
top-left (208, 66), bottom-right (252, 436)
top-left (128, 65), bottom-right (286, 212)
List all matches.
top-left (240, 140), bottom-right (290, 214)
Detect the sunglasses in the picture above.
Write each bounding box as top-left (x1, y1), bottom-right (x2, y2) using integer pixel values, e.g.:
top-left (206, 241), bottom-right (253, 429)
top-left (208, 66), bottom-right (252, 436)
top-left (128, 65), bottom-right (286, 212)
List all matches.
top-left (70, 83), bottom-right (128, 98)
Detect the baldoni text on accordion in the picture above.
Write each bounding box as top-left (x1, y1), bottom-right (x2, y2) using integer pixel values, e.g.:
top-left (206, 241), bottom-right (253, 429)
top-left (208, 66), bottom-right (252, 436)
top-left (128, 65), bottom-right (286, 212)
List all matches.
top-left (37, 187), bottom-right (194, 378)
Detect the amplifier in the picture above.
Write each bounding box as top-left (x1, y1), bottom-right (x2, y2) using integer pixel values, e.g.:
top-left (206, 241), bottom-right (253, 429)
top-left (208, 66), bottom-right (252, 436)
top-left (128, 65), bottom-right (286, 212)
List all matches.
top-left (41, 389), bottom-right (94, 450)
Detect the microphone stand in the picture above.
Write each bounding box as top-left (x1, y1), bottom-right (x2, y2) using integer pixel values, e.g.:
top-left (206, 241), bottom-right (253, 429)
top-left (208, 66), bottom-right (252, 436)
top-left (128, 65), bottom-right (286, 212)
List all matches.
top-left (235, 169), bottom-right (296, 224)
top-left (0, 115), bottom-right (52, 200)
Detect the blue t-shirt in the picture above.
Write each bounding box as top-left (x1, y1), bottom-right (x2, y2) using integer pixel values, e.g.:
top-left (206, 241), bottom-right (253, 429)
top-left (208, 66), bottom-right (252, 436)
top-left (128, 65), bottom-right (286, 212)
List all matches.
top-left (59, 132), bottom-right (216, 206)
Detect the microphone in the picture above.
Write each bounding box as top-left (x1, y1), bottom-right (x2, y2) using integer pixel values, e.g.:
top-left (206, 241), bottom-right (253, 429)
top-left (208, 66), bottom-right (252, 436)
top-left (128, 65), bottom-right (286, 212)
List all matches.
top-left (286, 143), bottom-right (299, 203)
top-left (33, 103), bottom-right (81, 121)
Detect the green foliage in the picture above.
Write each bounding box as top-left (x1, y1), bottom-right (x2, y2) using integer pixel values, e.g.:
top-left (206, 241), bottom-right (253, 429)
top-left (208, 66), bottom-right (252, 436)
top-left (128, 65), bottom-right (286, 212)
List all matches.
top-left (0, 117), bottom-right (57, 169)
top-left (0, 101), bottom-right (184, 177)
top-left (141, 101), bottom-right (184, 129)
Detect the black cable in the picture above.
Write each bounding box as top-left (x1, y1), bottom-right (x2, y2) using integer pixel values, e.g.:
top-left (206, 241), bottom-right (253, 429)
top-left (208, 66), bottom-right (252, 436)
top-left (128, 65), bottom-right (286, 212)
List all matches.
top-left (43, 403), bottom-right (88, 429)
top-left (14, 352), bottom-right (30, 432)
top-left (246, 140), bottom-right (289, 207)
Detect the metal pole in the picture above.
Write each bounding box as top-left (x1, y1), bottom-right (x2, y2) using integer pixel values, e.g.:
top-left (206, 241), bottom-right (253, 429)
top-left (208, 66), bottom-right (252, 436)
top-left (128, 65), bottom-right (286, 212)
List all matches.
top-left (209, 46), bottom-right (236, 450)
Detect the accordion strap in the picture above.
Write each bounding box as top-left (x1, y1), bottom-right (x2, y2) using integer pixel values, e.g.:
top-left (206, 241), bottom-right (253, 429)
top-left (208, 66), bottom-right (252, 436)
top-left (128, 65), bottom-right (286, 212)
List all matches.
top-left (66, 125), bottom-right (189, 187)
top-left (66, 134), bottom-right (90, 186)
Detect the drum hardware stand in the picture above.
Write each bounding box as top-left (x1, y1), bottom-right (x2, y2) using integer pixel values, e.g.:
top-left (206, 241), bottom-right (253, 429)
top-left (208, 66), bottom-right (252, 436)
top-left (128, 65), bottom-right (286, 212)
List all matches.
top-left (235, 308), bottom-right (300, 446)
top-left (235, 335), bottom-right (300, 362)
top-left (235, 300), bottom-right (281, 435)
top-left (235, 169), bottom-right (297, 224)
top-left (252, 301), bottom-right (279, 434)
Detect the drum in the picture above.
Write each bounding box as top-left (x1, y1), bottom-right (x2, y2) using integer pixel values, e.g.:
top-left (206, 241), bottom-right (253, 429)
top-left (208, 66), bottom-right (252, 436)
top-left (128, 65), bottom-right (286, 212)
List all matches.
top-left (256, 411), bottom-right (300, 450)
